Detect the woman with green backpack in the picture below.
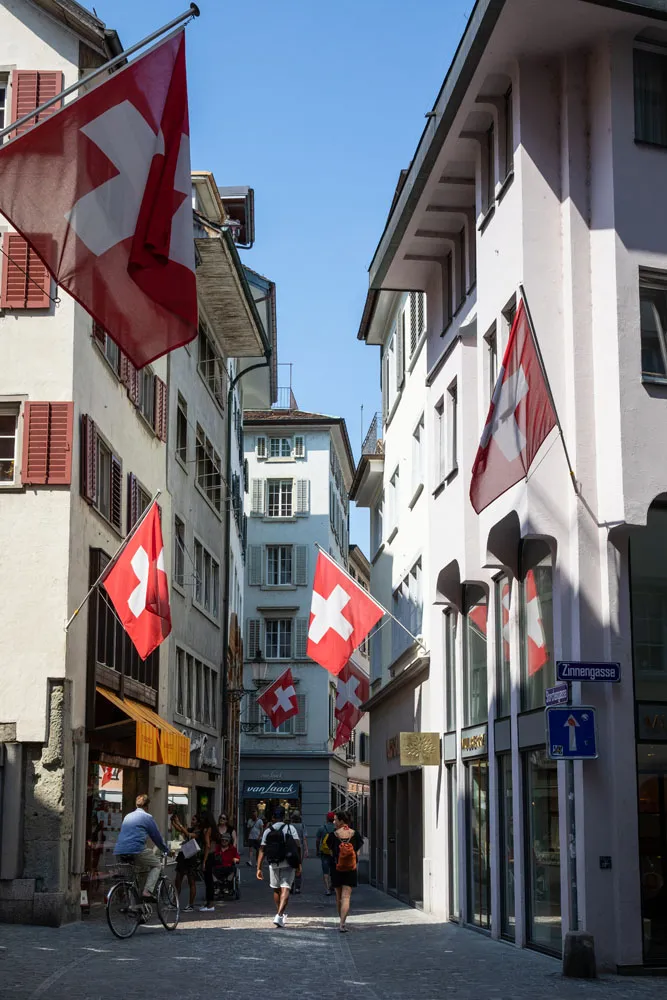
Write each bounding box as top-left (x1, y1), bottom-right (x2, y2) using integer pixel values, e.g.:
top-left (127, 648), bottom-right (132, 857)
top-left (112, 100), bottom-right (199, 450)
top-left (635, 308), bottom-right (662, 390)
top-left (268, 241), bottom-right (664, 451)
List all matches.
top-left (330, 809), bottom-right (363, 933)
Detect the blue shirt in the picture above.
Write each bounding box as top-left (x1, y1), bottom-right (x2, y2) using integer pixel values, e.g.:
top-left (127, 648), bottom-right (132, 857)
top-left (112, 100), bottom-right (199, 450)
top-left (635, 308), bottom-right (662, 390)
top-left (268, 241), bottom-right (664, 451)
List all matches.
top-left (114, 807), bottom-right (167, 856)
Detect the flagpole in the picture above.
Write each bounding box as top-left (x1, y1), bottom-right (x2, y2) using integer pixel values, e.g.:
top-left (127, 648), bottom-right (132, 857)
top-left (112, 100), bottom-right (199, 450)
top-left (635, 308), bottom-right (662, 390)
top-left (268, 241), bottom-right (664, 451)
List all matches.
top-left (64, 491), bottom-right (161, 632)
top-left (519, 284), bottom-right (578, 495)
top-left (314, 543), bottom-right (428, 655)
top-left (0, 5), bottom-right (200, 143)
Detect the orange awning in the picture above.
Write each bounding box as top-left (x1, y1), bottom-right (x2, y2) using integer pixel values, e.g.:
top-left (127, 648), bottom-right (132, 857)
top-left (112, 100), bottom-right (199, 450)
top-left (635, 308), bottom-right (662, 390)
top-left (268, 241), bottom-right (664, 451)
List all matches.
top-left (96, 686), bottom-right (190, 768)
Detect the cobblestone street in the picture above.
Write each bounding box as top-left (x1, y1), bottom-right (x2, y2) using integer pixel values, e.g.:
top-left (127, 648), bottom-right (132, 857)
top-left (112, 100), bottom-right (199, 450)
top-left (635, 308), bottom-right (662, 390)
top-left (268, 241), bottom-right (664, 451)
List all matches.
top-left (0, 860), bottom-right (667, 999)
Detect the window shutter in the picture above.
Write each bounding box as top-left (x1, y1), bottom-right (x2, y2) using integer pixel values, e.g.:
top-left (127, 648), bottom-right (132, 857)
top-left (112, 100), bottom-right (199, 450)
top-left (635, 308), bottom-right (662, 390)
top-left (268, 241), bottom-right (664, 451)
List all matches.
top-left (21, 402), bottom-right (49, 484)
top-left (0, 233), bottom-right (50, 309)
top-left (418, 291), bottom-right (426, 336)
top-left (81, 414), bottom-right (97, 503)
top-left (111, 456), bottom-right (123, 532)
top-left (256, 435), bottom-right (267, 459)
top-left (247, 696), bottom-right (263, 727)
top-left (295, 617), bottom-right (309, 658)
top-left (127, 472), bottom-right (138, 532)
top-left (120, 353), bottom-right (139, 405)
top-left (396, 314), bottom-right (405, 389)
top-left (296, 479), bottom-right (309, 515)
top-left (251, 478), bottom-right (265, 516)
top-left (381, 354), bottom-right (389, 420)
top-left (295, 545), bottom-right (308, 586)
top-left (154, 377), bottom-right (168, 442)
top-left (410, 292), bottom-right (418, 355)
top-left (45, 401), bottom-right (73, 485)
top-left (9, 70), bottom-right (64, 139)
top-left (243, 458), bottom-right (249, 493)
top-left (246, 618), bottom-right (264, 658)
top-left (294, 435), bottom-right (305, 458)
top-left (293, 695), bottom-right (307, 735)
top-left (248, 545), bottom-right (263, 586)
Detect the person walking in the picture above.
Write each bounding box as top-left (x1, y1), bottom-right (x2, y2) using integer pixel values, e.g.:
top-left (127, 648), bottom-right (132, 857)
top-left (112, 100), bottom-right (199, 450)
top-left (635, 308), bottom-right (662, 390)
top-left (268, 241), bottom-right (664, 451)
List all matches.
top-left (290, 810), bottom-right (308, 894)
top-left (217, 811), bottom-right (237, 848)
top-left (256, 806), bottom-right (301, 927)
top-left (246, 809), bottom-right (264, 868)
top-left (113, 794), bottom-right (168, 900)
top-left (199, 810), bottom-right (222, 913)
top-left (171, 811), bottom-right (200, 911)
top-left (330, 809), bottom-right (363, 933)
top-left (316, 811), bottom-right (336, 896)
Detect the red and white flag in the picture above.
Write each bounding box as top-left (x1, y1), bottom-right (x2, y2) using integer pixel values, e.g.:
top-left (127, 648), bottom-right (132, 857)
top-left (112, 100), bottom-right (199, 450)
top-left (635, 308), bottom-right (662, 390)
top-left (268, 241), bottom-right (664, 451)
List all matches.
top-left (103, 503), bottom-right (171, 660)
top-left (100, 766), bottom-right (114, 787)
top-left (335, 661), bottom-right (369, 730)
top-left (525, 569), bottom-right (548, 675)
top-left (501, 581), bottom-right (511, 662)
top-left (0, 32), bottom-right (197, 368)
top-left (257, 668), bottom-right (298, 730)
top-left (469, 300), bottom-right (557, 513)
top-left (307, 551), bottom-right (384, 676)
top-left (333, 719), bottom-right (353, 751)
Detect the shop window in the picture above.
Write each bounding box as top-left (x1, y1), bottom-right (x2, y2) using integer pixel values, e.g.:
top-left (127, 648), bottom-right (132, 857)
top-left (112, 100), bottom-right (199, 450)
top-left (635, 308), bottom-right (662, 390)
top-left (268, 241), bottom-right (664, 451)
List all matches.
top-left (524, 750), bottom-right (561, 953)
top-left (467, 758), bottom-right (490, 929)
top-left (447, 763), bottom-right (459, 921)
top-left (498, 754), bottom-right (515, 940)
top-left (495, 576), bottom-right (512, 718)
top-left (463, 585), bottom-right (488, 727)
top-left (630, 504), bottom-right (667, 700)
top-left (519, 541), bottom-right (554, 712)
top-left (444, 610), bottom-right (457, 732)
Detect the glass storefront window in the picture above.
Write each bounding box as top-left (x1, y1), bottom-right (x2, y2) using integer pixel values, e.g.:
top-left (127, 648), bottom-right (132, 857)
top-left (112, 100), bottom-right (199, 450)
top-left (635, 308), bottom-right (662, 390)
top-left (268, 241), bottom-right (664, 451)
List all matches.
top-left (520, 542), bottom-right (555, 712)
top-left (464, 586), bottom-right (488, 727)
top-left (524, 750), bottom-right (561, 952)
top-left (447, 763), bottom-right (459, 920)
top-left (495, 576), bottom-right (512, 717)
top-left (637, 743), bottom-right (667, 961)
top-left (631, 506), bottom-right (667, 702)
top-left (467, 758), bottom-right (490, 929)
top-left (498, 754), bottom-right (515, 939)
top-left (444, 610), bottom-right (457, 732)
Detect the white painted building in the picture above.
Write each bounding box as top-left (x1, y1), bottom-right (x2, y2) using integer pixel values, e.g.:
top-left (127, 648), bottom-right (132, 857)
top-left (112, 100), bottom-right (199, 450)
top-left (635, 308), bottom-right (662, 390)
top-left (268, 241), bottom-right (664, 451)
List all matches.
top-left (353, 0), bottom-right (667, 971)
top-left (239, 405), bottom-right (355, 839)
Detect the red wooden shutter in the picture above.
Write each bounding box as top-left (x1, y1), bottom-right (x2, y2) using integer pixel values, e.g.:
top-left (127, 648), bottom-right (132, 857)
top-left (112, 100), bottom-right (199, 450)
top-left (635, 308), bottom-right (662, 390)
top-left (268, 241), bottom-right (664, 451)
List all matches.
top-left (0, 233), bottom-right (50, 309)
top-left (9, 70), bottom-right (64, 138)
top-left (21, 402), bottom-right (49, 484)
top-left (47, 402), bottom-right (74, 485)
top-left (154, 377), bottom-right (168, 441)
top-left (111, 456), bottom-right (123, 532)
top-left (120, 352), bottom-right (139, 405)
top-left (127, 472), bottom-right (138, 532)
top-left (81, 414), bottom-right (97, 503)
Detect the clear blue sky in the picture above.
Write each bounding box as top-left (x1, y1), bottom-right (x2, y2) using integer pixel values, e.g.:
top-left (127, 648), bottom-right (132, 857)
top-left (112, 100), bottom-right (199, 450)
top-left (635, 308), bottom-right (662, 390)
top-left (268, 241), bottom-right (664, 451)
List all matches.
top-left (95, 0), bottom-right (471, 548)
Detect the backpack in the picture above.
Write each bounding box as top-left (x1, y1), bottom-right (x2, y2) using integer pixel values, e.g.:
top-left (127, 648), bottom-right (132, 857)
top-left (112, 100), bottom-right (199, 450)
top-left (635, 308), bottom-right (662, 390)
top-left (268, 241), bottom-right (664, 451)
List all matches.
top-left (283, 825), bottom-right (301, 870)
top-left (335, 832), bottom-right (357, 873)
top-left (320, 832), bottom-right (333, 856)
top-left (263, 823), bottom-right (287, 864)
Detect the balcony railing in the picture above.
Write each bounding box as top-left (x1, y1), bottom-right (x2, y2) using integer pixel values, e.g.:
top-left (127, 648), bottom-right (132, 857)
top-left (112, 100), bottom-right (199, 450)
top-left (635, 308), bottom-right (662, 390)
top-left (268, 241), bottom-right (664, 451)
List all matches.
top-left (361, 412), bottom-right (383, 456)
top-left (273, 386), bottom-right (299, 410)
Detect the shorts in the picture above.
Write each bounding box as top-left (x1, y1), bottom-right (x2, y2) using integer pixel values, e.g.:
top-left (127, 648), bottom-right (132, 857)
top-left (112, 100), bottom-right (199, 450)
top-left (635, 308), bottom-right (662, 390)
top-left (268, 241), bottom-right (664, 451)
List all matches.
top-left (248, 838), bottom-right (260, 852)
top-left (176, 851), bottom-right (198, 876)
top-left (330, 867), bottom-right (358, 889)
top-left (269, 864), bottom-right (295, 890)
top-left (320, 855), bottom-right (334, 875)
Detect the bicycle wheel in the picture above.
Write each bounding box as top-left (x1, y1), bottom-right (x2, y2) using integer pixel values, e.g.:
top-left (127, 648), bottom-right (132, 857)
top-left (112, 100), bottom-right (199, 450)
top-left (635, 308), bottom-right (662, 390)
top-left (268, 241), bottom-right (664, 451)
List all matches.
top-left (106, 882), bottom-right (141, 939)
top-left (156, 877), bottom-right (180, 930)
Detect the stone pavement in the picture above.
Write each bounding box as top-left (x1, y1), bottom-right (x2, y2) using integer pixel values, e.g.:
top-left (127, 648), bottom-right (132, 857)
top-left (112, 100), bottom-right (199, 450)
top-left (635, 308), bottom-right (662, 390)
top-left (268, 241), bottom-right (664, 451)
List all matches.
top-left (2, 858), bottom-right (667, 999)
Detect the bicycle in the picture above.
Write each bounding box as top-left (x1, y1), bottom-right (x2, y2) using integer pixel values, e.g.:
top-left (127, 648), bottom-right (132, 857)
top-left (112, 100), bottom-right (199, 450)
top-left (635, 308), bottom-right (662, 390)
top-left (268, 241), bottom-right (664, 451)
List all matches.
top-left (106, 854), bottom-right (180, 938)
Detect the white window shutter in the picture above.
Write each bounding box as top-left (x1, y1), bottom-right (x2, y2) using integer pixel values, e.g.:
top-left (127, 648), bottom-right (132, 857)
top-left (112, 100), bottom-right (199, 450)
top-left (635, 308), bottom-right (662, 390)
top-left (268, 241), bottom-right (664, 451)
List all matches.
top-left (251, 478), bottom-right (265, 515)
top-left (247, 696), bottom-right (263, 726)
top-left (295, 617), bottom-right (309, 658)
top-left (295, 545), bottom-right (308, 585)
top-left (296, 479), bottom-right (310, 515)
top-left (293, 694), bottom-right (307, 735)
top-left (382, 354), bottom-right (389, 420)
top-left (418, 292), bottom-right (426, 336)
top-left (294, 435), bottom-right (305, 459)
top-left (256, 435), bottom-right (267, 459)
top-left (396, 314), bottom-right (405, 389)
top-left (246, 618), bottom-right (263, 658)
top-left (248, 545), bottom-right (263, 586)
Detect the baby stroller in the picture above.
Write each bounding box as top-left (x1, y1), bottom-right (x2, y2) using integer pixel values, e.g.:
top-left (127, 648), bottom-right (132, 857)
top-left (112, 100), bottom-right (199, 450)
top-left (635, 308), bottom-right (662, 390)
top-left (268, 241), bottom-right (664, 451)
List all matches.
top-left (213, 861), bottom-right (240, 901)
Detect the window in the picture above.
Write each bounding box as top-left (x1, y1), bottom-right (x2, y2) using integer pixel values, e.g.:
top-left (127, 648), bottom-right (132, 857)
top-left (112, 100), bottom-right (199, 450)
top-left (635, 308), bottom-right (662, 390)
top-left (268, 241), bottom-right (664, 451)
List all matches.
top-left (359, 731), bottom-right (370, 765)
top-left (267, 545), bottom-right (292, 586)
top-left (176, 394), bottom-right (188, 464)
top-left (391, 558), bottom-right (423, 661)
top-left (444, 610), bottom-right (457, 732)
top-left (371, 491), bottom-right (384, 556)
top-left (249, 691), bottom-right (305, 735)
top-left (495, 576), bottom-right (511, 717)
top-left (137, 367), bottom-right (155, 427)
top-left (409, 291), bottom-right (426, 356)
top-left (0, 405), bottom-right (18, 484)
top-left (502, 296), bottom-right (517, 342)
top-left (524, 750), bottom-right (561, 952)
top-left (269, 436), bottom-right (292, 458)
top-left (127, 473), bottom-right (150, 531)
top-left (265, 618), bottom-right (293, 659)
top-left (485, 324), bottom-right (498, 404)
top-left (0, 76), bottom-right (7, 137)
top-left (634, 47), bottom-right (667, 147)
top-left (640, 272), bottom-right (667, 379)
top-left (198, 323), bottom-right (226, 408)
top-left (484, 122), bottom-right (495, 213)
top-left (387, 467), bottom-right (399, 541)
top-left (193, 538), bottom-right (220, 619)
top-left (447, 764), bottom-right (459, 920)
top-left (329, 682), bottom-right (336, 739)
top-left (499, 754), bottom-right (515, 940)
top-left (503, 86), bottom-right (513, 179)
top-left (174, 517), bottom-right (185, 588)
top-left (463, 585), bottom-right (488, 727)
top-left (446, 381), bottom-right (458, 476)
top-left (174, 647), bottom-right (217, 728)
top-left (412, 415), bottom-right (425, 499)
top-left (435, 398), bottom-right (445, 486)
top-left (196, 424), bottom-right (222, 513)
top-left (93, 324), bottom-right (121, 374)
top-left (81, 416), bottom-right (122, 531)
top-left (176, 648), bottom-right (185, 716)
top-left (267, 479), bottom-right (293, 517)
top-left (97, 439), bottom-right (111, 521)
top-left (0, 232), bottom-right (50, 309)
top-left (294, 435), bottom-right (305, 458)
top-left (520, 541), bottom-right (554, 711)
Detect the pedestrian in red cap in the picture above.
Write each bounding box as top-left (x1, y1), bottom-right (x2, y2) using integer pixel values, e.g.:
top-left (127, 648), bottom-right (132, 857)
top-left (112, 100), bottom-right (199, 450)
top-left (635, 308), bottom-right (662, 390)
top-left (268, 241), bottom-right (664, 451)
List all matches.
top-left (316, 811), bottom-right (336, 896)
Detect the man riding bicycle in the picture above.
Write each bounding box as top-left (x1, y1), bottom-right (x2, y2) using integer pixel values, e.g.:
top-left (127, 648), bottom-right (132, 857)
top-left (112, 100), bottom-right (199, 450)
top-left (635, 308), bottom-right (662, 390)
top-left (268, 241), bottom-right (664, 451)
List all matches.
top-left (114, 794), bottom-right (168, 900)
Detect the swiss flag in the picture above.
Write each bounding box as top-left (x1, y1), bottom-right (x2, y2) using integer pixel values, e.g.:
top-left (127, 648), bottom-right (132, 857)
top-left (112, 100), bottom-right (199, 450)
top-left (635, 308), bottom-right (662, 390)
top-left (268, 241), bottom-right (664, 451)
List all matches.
top-left (469, 300), bottom-right (557, 513)
top-left (0, 32), bottom-right (196, 368)
top-left (102, 503), bottom-right (171, 660)
top-left (335, 661), bottom-right (369, 730)
top-left (100, 766), bottom-right (114, 787)
top-left (307, 551), bottom-right (384, 676)
top-left (333, 719), bottom-right (353, 751)
top-left (525, 569), bottom-right (549, 676)
top-left (257, 668), bottom-right (298, 729)
top-left (501, 581), bottom-right (511, 661)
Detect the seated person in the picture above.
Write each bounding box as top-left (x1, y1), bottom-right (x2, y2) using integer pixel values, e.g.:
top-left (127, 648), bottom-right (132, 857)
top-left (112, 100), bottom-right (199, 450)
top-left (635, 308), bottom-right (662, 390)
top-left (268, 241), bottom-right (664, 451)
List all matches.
top-left (214, 833), bottom-right (240, 880)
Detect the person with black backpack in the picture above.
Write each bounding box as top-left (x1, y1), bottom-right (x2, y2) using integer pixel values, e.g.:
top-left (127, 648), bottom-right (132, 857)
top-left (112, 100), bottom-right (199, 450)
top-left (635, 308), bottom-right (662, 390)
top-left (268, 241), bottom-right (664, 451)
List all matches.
top-left (256, 805), bottom-right (301, 927)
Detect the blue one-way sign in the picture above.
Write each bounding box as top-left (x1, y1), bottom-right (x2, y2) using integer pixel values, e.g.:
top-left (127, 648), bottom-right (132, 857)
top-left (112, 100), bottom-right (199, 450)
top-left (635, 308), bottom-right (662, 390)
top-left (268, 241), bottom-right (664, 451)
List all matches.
top-left (546, 706), bottom-right (598, 760)
top-left (557, 661), bottom-right (620, 683)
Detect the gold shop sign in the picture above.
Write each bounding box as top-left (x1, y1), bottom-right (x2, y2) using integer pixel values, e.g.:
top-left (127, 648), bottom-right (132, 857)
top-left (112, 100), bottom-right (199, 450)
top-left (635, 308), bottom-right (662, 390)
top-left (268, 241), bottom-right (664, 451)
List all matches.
top-left (461, 724), bottom-right (488, 759)
top-left (399, 732), bottom-right (441, 767)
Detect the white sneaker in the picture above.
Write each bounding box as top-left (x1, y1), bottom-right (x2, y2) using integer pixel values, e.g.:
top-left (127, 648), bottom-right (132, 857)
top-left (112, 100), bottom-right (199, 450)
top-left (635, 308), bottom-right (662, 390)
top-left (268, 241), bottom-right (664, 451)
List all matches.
top-left (273, 913), bottom-right (285, 927)
top-left (199, 905), bottom-right (215, 912)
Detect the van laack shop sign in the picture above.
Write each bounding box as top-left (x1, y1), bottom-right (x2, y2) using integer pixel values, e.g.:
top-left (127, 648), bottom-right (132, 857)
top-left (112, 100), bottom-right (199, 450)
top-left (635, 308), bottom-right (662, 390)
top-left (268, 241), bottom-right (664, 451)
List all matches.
top-left (242, 781), bottom-right (299, 798)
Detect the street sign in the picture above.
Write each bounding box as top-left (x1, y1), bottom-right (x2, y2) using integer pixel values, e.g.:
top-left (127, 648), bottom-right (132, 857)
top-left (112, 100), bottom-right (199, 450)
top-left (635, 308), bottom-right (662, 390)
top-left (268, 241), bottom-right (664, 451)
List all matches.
top-left (545, 682), bottom-right (569, 707)
top-left (546, 706), bottom-right (598, 759)
top-left (557, 661), bottom-right (620, 683)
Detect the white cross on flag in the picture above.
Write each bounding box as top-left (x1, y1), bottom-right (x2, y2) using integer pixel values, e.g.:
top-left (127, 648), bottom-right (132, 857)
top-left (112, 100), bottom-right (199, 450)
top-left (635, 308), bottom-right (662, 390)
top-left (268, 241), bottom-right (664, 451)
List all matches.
top-left (307, 551), bottom-right (384, 676)
top-left (525, 570), bottom-right (549, 676)
top-left (335, 661), bottom-right (370, 730)
top-left (0, 32), bottom-right (196, 368)
top-left (257, 668), bottom-right (299, 729)
top-left (469, 300), bottom-right (557, 513)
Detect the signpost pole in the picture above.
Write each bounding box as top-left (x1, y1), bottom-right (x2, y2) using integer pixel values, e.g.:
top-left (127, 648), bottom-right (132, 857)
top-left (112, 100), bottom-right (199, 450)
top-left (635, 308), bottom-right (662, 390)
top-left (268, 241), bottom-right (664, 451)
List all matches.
top-left (566, 687), bottom-right (578, 933)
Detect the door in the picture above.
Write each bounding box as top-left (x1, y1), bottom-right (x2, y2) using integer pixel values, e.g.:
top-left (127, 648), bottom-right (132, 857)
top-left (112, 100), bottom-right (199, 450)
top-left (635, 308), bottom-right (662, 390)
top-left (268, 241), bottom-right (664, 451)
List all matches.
top-left (387, 774), bottom-right (397, 894)
top-left (467, 758), bottom-right (491, 929)
top-left (638, 744), bottom-right (667, 962)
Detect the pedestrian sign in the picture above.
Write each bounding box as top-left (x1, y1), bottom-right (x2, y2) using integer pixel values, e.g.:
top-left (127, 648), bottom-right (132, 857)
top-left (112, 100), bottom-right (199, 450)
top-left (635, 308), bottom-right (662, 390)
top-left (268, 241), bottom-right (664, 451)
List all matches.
top-left (545, 706), bottom-right (597, 760)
